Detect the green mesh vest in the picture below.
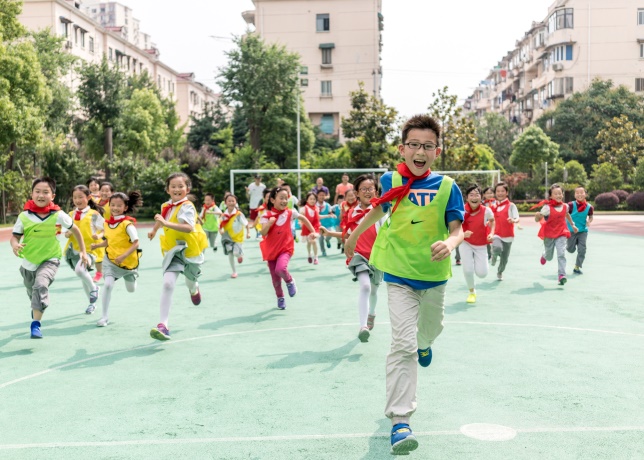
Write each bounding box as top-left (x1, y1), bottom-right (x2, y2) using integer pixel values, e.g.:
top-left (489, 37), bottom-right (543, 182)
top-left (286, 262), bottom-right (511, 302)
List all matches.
top-left (19, 212), bottom-right (62, 265)
top-left (370, 173), bottom-right (453, 282)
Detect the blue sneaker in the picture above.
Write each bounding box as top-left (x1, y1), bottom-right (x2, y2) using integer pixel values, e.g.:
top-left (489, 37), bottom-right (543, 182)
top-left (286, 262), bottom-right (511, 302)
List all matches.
top-left (390, 423), bottom-right (418, 455)
top-left (277, 297), bottom-right (286, 310)
top-left (286, 279), bottom-right (297, 297)
top-left (30, 321), bottom-right (42, 339)
top-left (417, 347), bottom-right (432, 367)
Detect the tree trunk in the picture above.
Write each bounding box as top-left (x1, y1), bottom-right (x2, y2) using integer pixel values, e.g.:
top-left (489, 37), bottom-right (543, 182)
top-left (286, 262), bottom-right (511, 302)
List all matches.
top-left (249, 125), bottom-right (261, 152)
top-left (104, 126), bottom-right (113, 179)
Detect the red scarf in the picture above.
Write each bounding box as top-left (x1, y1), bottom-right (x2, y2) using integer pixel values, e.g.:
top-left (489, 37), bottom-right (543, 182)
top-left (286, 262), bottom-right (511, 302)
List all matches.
top-left (370, 163), bottom-right (431, 215)
top-left (23, 200), bottom-right (60, 214)
top-left (107, 215), bottom-right (136, 225)
top-left (161, 199), bottom-right (188, 219)
top-left (529, 199), bottom-right (561, 211)
top-left (263, 208), bottom-right (287, 220)
top-left (219, 209), bottom-right (239, 229)
top-left (202, 203), bottom-right (215, 211)
top-left (464, 202), bottom-right (481, 216)
top-left (344, 206), bottom-right (370, 235)
top-left (305, 203), bottom-right (317, 216)
top-left (98, 199), bottom-right (109, 207)
top-left (576, 200), bottom-right (587, 213)
top-left (74, 208), bottom-right (84, 221)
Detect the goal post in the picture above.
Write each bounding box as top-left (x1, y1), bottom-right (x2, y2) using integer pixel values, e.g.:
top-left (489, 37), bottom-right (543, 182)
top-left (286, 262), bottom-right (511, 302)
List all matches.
top-left (433, 170), bottom-right (503, 189)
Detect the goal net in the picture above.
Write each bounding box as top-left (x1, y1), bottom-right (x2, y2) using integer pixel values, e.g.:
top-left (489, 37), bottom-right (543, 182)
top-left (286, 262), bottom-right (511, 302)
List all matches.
top-left (434, 170), bottom-right (502, 191)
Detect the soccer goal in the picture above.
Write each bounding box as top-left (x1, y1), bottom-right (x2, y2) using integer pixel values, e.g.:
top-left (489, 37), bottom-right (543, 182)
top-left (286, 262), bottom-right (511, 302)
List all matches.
top-left (434, 170), bottom-right (503, 190)
top-left (230, 168), bottom-right (389, 200)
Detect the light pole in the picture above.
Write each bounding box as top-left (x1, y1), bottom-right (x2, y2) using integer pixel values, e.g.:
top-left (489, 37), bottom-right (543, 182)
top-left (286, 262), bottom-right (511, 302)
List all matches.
top-left (297, 91), bottom-right (301, 200)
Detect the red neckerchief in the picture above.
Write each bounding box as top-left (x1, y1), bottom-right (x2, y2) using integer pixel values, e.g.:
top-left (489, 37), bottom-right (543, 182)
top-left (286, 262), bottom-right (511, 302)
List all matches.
top-left (202, 203), bottom-right (215, 211)
top-left (74, 208), bottom-right (84, 221)
top-left (305, 203), bottom-right (317, 216)
top-left (219, 209), bottom-right (239, 229)
top-left (161, 199), bottom-right (188, 219)
top-left (576, 200), bottom-right (587, 213)
top-left (23, 200), bottom-right (60, 214)
top-left (344, 205), bottom-right (370, 236)
top-left (98, 199), bottom-right (109, 207)
top-left (370, 163), bottom-right (431, 215)
top-left (107, 215), bottom-right (136, 225)
top-left (264, 208), bottom-right (287, 220)
top-left (464, 202), bottom-right (482, 216)
top-left (529, 199), bottom-right (561, 211)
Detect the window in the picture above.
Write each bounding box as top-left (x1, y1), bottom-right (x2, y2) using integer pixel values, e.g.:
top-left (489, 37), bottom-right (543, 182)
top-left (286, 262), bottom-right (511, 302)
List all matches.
top-left (80, 31), bottom-right (85, 48)
top-left (60, 22), bottom-right (68, 38)
top-left (300, 78), bottom-right (309, 87)
top-left (300, 66), bottom-right (308, 75)
top-left (321, 80), bottom-right (332, 96)
top-left (316, 14), bottom-right (330, 32)
top-left (321, 48), bottom-right (332, 65)
top-left (641, 43), bottom-right (644, 58)
top-left (639, 9), bottom-right (644, 25)
top-left (636, 78), bottom-right (644, 92)
top-left (547, 8), bottom-right (574, 33)
top-left (89, 36), bottom-right (94, 53)
top-left (108, 47), bottom-right (113, 61)
top-left (320, 114), bottom-right (334, 134)
top-left (565, 77), bottom-right (574, 94)
top-left (552, 44), bottom-right (573, 62)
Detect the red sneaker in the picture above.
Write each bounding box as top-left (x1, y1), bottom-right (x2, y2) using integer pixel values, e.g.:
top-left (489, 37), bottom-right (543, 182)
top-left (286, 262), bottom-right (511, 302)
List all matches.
top-left (237, 256), bottom-right (243, 264)
top-left (93, 271), bottom-right (103, 282)
top-left (190, 289), bottom-right (201, 305)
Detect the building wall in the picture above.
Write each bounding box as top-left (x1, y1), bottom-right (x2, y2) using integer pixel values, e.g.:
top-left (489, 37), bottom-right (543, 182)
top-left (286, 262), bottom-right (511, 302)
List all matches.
top-left (245, 0), bottom-right (383, 139)
top-left (466, 0), bottom-right (644, 127)
top-left (176, 77), bottom-right (221, 132)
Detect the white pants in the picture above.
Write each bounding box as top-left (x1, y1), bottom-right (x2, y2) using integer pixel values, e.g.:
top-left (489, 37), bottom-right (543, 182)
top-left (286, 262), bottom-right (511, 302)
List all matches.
top-left (460, 241), bottom-right (489, 290)
top-left (384, 282), bottom-right (446, 424)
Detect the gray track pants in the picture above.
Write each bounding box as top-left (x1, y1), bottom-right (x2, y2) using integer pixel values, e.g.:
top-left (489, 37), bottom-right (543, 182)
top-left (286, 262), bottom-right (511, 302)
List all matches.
top-left (566, 232), bottom-right (588, 268)
top-left (20, 260), bottom-right (60, 312)
top-left (543, 236), bottom-right (567, 277)
top-left (492, 238), bottom-right (512, 275)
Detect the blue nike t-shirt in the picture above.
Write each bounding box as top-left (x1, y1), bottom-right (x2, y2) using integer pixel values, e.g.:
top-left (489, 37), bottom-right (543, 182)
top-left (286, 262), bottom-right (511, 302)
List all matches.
top-left (378, 171), bottom-right (465, 290)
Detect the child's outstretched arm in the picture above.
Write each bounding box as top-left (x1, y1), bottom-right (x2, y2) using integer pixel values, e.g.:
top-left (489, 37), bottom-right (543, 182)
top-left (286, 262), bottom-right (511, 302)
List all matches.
top-left (534, 211), bottom-right (543, 222)
top-left (344, 206), bottom-right (386, 258)
top-left (297, 215), bottom-right (316, 234)
top-left (10, 234), bottom-right (24, 257)
top-left (148, 220), bottom-right (163, 240)
top-left (90, 239), bottom-right (108, 250)
top-left (487, 216), bottom-right (496, 241)
top-left (565, 211), bottom-right (578, 233)
top-left (319, 227), bottom-right (342, 239)
top-left (431, 219), bottom-right (464, 262)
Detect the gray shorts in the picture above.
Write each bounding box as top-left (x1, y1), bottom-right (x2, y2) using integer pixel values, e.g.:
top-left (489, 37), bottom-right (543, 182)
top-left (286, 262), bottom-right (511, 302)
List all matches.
top-left (221, 233), bottom-right (244, 257)
top-left (20, 260), bottom-right (60, 311)
top-left (64, 247), bottom-right (96, 271)
top-left (347, 253), bottom-right (383, 286)
top-left (103, 256), bottom-right (139, 282)
top-left (162, 243), bottom-right (202, 282)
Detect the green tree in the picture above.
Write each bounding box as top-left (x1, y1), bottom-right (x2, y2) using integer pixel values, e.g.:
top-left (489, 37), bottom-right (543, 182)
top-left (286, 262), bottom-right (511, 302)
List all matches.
top-left (510, 125), bottom-right (559, 175)
top-left (341, 81), bottom-right (399, 168)
top-left (588, 162), bottom-right (623, 197)
top-left (549, 159), bottom-right (588, 190)
top-left (218, 34), bottom-right (304, 164)
top-left (427, 86), bottom-right (461, 169)
top-left (475, 112), bottom-right (517, 168)
top-left (536, 79), bottom-right (644, 171)
top-left (117, 88), bottom-right (170, 159)
top-left (187, 101), bottom-right (230, 153)
top-left (77, 57), bottom-right (125, 168)
top-left (596, 114), bottom-right (644, 182)
top-left (41, 137), bottom-right (90, 207)
top-left (633, 157), bottom-right (644, 190)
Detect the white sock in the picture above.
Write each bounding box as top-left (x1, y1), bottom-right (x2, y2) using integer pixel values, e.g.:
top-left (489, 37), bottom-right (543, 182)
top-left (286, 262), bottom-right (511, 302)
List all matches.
top-left (185, 277), bottom-right (198, 295)
top-left (75, 259), bottom-right (97, 300)
top-left (101, 275), bottom-right (116, 319)
top-left (369, 282), bottom-right (379, 316)
top-left (125, 280), bottom-right (136, 293)
top-left (357, 271), bottom-right (371, 328)
top-left (160, 271), bottom-right (180, 326)
top-left (228, 253), bottom-right (236, 272)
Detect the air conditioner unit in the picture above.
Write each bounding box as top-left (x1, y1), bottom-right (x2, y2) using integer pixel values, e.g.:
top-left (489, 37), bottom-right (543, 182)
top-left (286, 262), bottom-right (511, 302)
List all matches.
top-left (552, 63), bottom-right (564, 71)
top-left (65, 40), bottom-right (72, 49)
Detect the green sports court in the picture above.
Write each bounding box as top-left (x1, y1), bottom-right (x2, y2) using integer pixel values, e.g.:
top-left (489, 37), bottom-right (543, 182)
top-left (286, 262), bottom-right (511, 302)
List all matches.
top-left (1, 216), bottom-right (643, 459)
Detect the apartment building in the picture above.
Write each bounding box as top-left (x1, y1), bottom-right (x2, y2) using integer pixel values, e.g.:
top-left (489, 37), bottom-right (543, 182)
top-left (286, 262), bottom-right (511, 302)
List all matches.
top-left (18, 0), bottom-right (216, 129)
top-left (466, 0), bottom-right (644, 127)
top-left (176, 73), bottom-right (221, 129)
top-left (242, 0), bottom-right (384, 139)
top-left (83, 2), bottom-right (141, 48)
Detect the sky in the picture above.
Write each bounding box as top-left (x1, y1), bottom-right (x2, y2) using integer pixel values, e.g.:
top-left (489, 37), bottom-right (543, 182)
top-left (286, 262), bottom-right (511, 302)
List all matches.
top-left (117, 0), bottom-right (555, 118)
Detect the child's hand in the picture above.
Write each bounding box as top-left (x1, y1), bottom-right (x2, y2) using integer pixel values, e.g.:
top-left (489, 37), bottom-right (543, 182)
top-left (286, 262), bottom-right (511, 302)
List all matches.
top-left (154, 214), bottom-right (166, 226)
top-left (430, 240), bottom-right (452, 262)
top-left (464, 230), bottom-right (473, 238)
top-left (92, 233), bottom-right (100, 240)
top-left (147, 229), bottom-right (157, 240)
top-left (534, 212), bottom-right (542, 220)
top-left (64, 230), bottom-right (72, 238)
top-left (90, 243), bottom-right (97, 250)
top-left (114, 255), bottom-right (125, 266)
top-left (487, 233), bottom-right (494, 242)
top-left (572, 225), bottom-right (578, 234)
top-left (307, 233), bottom-right (318, 242)
top-left (344, 234), bottom-right (357, 259)
top-left (268, 217), bottom-right (276, 226)
top-left (12, 242), bottom-right (25, 257)
top-left (79, 252), bottom-right (90, 268)
top-left (507, 217), bottom-right (515, 223)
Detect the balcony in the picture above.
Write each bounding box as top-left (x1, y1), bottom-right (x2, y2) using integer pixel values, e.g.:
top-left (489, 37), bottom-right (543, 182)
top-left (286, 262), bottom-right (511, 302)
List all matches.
top-left (242, 10), bottom-right (255, 26)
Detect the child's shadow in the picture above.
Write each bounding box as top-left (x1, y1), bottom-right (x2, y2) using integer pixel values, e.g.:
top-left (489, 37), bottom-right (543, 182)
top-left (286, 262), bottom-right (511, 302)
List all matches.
top-left (0, 314), bottom-right (79, 333)
top-left (362, 419), bottom-right (392, 459)
top-left (57, 345), bottom-right (163, 371)
top-left (473, 281), bottom-right (499, 291)
top-left (262, 339), bottom-right (362, 372)
top-left (446, 302), bottom-right (476, 314)
top-left (511, 282), bottom-right (546, 295)
top-left (0, 333), bottom-right (33, 359)
top-left (198, 309), bottom-right (280, 331)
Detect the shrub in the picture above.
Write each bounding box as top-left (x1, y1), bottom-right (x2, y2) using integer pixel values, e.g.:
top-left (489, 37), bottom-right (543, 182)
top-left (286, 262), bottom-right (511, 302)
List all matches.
top-left (626, 192), bottom-right (644, 211)
top-left (594, 192), bottom-right (619, 211)
top-left (588, 163), bottom-right (623, 198)
top-left (611, 190), bottom-right (629, 203)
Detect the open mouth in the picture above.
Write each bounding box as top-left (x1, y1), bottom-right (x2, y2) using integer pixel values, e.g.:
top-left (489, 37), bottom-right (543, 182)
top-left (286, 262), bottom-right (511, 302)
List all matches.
top-left (413, 160), bottom-right (426, 169)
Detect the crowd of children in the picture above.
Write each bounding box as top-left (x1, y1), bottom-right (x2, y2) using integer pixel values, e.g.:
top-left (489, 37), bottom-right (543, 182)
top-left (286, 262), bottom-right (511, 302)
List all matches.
top-left (9, 114), bottom-right (596, 457)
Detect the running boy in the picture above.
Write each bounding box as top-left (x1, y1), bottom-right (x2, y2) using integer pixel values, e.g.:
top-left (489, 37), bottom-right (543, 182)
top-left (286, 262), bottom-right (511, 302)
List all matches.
top-left (566, 186), bottom-right (593, 274)
top-left (490, 182), bottom-right (519, 281)
top-left (344, 114), bottom-right (464, 455)
top-left (200, 193), bottom-right (222, 252)
top-left (11, 177), bottom-right (90, 338)
top-left (219, 194), bottom-right (248, 278)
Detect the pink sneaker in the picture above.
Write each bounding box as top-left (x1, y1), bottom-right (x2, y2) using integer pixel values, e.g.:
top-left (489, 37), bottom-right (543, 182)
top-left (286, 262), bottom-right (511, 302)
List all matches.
top-left (231, 273), bottom-right (238, 279)
top-left (150, 323), bottom-right (171, 341)
top-left (93, 271), bottom-right (103, 282)
top-left (190, 289), bottom-right (201, 305)
top-left (540, 256), bottom-right (546, 265)
top-left (237, 256), bottom-right (243, 264)
top-left (313, 258), bottom-right (319, 265)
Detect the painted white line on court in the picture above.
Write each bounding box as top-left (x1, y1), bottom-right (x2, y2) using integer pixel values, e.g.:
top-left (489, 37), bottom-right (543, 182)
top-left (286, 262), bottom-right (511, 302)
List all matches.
top-left (1, 426), bottom-right (644, 450)
top-left (2, 320), bottom-right (643, 391)
top-left (460, 423), bottom-right (517, 441)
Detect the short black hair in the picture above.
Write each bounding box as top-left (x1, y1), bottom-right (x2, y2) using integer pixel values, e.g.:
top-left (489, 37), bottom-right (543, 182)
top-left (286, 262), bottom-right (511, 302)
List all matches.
top-left (402, 114), bottom-right (441, 144)
top-left (267, 186), bottom-right (290, 210)
top-left (494, 181), bottom-right (509, 193)
top-left (465, 183), bottom-right (482, 196)
top-left (32, 177), bottom-right (56, 194)
top-left (353, 174), bottom-right (377, 194)
top-left (165, 172), bottom-right (191, 190)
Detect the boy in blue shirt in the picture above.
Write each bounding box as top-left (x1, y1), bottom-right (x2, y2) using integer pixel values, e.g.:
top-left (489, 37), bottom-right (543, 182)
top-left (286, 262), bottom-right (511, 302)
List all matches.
top-left (345, 114), bottom-right (464, 455)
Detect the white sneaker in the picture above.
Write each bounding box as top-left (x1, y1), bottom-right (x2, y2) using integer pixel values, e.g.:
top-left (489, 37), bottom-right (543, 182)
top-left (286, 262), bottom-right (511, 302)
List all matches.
top-left (97, 318), bottom-right (109, 327)
top-left (85, 304), bottom-right (96, 314)
top-left (497, 272), bottom-right (503, 281)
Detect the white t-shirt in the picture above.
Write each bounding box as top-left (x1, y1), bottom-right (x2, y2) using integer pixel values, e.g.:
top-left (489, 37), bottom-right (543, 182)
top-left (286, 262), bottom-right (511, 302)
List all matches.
top-left (247, 183), bottom-right (266, 209)
top-left (260, 209), bottom-right (300, 228)
top-left (13, 210), bottom-right (74, 271)
top-left (108, 215), bottom-right (139, 242)
top-left (539, 204), bottom-right (566, 217)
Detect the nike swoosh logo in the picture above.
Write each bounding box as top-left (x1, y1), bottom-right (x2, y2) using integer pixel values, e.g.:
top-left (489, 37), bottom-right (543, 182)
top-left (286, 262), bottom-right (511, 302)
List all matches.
top-left (33, 230), bottom-right (41, 232)
top-left (411, 220), bottom-right (424, 225)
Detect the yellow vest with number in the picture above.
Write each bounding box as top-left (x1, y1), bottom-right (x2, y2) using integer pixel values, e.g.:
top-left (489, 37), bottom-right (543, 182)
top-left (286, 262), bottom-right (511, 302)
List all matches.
top-left (160, 202), bottom-right (208, 257)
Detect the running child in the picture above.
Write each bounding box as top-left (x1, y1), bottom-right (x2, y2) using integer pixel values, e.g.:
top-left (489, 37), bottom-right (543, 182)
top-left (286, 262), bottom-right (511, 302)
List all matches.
top-left (490, 181), bottom-right (519, 281)
top-left (148, 172), bottom-right (208, 340)
top-left (534, 183), bottom-right (577, 285)
top-left (566, 186), bottom-right (593, 274)
top-left (321, 174), bottom-right (384, 342)
top-left (11, 177), bottom-right (90, 339)
top-left (482, 186), bottom-right (497, 260)
top-left (219, 194), bottom-right (248, 278)
top-left (87, 177), bottom-right (101, 203)
top-left (344, 114), bottom-right (464, 455)
top-left (281, 182), bottom-right (300, 241)
top-left (316, 190), bottom-right (336, 256)
top-left (300, 192), bottom-right (321, 264)
top-left (460, 184), bottom-right (495, 303)
top-left (90, 191), bottom-right (143, 326)
top-left (199, 193), bottom-right (222, 252)
top-left (64, 185), bottom-right (104, 314)
top-left (93, 181), bottom-right (114, 282)
top-left (259, 186), bottom-right (315, 310)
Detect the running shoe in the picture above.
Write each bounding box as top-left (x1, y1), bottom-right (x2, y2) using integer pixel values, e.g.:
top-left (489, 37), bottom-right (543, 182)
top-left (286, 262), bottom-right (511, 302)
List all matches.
top-left (190, 289), bottom-right (201, 305)
top-left (313, 258), bottom-right (319, 265)
top-left (390, 423), bottom-right (418, 455)
top-left (237, 256), bottom-right (243, 264)
top-left (286, 279), bottom-right (297, 297)
top-left (455, 259), bottom-right (461, 266)
top-left (92, 271), bottom-right (103, 282)
top-left (573, 266), bottom-right (582, 275)
top-left (308, 256), bottom-right (313, 264)
top-left (277, 297), bottom-right (286, 310)
top-left (89, 286), bottom-right (100, 304)
top-left (417, 347), bottom-right (432, 367)
top-left (85, 304), bottom-right (96, 314)
top-left (558, 275), bottom-right (567, 285)
top-left (466, 293), bottom-right (477, 303)
top-left (358, 327), bottom-right (370, 343)
top-left (326, 239), bottom-right (331, 249)
top-left (367, 314), bottom-right (376, 331)
top-left (97, 318), bottom-right (109, 327)
top-left (150, 323), bottom-right (171, 341)
top-left (231, 273), bottom-right (238, 279)
top-left (30, 321), bottom-right (42, 339)
top-left (540, 255), bottom-right (547, 265)
top-left (497, 272), bottom-right (503, 281)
